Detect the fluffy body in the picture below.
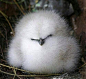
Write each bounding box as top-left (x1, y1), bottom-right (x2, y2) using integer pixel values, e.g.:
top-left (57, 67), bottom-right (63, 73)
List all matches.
top-left (7, 10), bottom-right (80, 74)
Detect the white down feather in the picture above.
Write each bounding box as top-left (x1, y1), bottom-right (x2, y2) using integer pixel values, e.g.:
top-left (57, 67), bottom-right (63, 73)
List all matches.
top-left (7, 10), bottom-right (80, 74)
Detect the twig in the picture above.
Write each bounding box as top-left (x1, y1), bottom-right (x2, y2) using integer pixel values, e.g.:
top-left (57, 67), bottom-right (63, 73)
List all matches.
top-left (79, 62), bottom-right (86, 69)
top-left (0, 69), bottom-right (60, 77)
top-left (0, 10), bottom-right (15, 36)
top-left (0, 63), bottom-right (32, 73)
top-left (0, 62), bottom-right (86, 77)
top-left (0, 0), bottom-right (25, 4)
top-left (0, 31), bottom-right (5, 38)
top-left (2, 24), bottom-right (8, 47)
top-left (13, 69), bottom-right (17, 79)
top-left (13, 0), bottom-right (25, 15)
top-left (0, 63), bottom-right (60, 77)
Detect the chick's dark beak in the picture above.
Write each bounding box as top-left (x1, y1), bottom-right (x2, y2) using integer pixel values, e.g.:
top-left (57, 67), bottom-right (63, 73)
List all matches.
top-left (39, 38), bottom-right (45, 46)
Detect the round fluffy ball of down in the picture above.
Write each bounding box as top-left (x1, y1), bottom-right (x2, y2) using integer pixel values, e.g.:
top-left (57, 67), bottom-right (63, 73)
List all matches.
top-left (7, 10), bottom-right (80, 74)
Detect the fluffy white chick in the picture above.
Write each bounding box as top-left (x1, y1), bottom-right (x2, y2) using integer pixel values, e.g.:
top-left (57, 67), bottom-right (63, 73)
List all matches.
top-left (7, 10), bottom-right (80, 74)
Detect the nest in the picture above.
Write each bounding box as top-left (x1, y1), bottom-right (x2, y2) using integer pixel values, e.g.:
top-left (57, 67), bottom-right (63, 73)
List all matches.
top-left (0, 0), bottom-right (86, 79)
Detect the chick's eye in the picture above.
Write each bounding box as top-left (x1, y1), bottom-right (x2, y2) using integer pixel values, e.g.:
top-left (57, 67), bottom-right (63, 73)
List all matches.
top-left (31, 38), bottom-right (35, 40)
top-left (47, 34), bottom-right (52, 37)
top-left (31, 38), bottom-right (39, 41)
top-left (45, 34), bottom-right (53, 39)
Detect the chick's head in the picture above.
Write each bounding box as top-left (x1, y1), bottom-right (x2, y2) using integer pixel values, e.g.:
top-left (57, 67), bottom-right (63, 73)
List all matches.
top-left (16, 11), bottom-right (68, 39)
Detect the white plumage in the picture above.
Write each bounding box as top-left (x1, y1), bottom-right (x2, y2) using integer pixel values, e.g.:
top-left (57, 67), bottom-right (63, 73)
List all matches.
top-left (7, 10), bottom-right (80, 74)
